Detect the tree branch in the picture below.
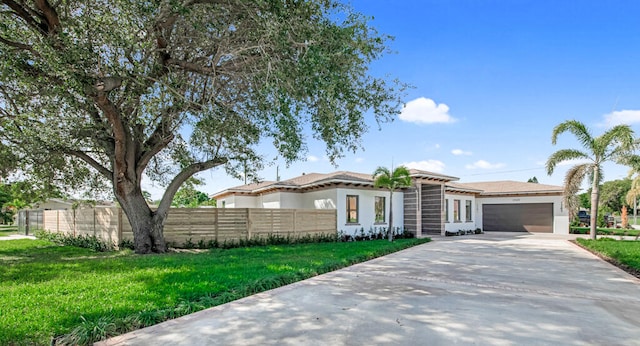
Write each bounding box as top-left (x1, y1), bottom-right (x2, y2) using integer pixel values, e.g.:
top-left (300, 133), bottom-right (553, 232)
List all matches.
top-left (0, 35), bottom-right (38, 54)
top-left (2, 0), bottom-right (44, 33)
top-left (94, 92), bottom-right (130, 186)
top-left (65, 149), bottom-right (113, 180)
top-left (156, 158), bottom-right (226, 215)
top-left (34, 0), bottom-right (60, 34)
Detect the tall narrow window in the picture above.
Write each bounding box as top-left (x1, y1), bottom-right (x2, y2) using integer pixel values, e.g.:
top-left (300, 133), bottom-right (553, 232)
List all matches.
top-left (465, 200), bottom-right (472, 221)
top-left (346, 195), bottom-right (359, 224)
top-left (375, 196), bottom-right (385, 223)
top-left (445, 199), bottom-right (450, 223)
top-left (454, 199), bottom-right (461, 222)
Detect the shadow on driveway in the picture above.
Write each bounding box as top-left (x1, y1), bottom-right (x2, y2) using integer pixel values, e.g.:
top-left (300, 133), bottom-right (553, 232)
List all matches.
top-left (99, 232), bottom-right (640, 346)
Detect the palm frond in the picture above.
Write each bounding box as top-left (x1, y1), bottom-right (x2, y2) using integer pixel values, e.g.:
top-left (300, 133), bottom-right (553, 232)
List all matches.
top-left (373, 165), bottom-right (411, 190)
top-left (551, 120), bottom-right (593, 149)
top-left (563, 163), bottom-right (590, 220)
top-left (545, 149), bottom-right (590, 175)
top-left (563, 163), bottom-right (590, 198)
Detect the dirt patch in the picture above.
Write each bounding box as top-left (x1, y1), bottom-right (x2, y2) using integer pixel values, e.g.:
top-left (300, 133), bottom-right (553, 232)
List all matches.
top-left (570, 240), bottom-right (640, 280)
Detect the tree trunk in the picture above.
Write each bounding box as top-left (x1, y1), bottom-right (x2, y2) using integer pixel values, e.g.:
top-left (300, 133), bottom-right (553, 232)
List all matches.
top-left (634, 198), bottom-right (637, 226)
top-left (388, 189), bottom-right (394, 242)
top-left (116, 187), bottom-right (167, 254)
top-left (590, 166), bottom-right (599, 240)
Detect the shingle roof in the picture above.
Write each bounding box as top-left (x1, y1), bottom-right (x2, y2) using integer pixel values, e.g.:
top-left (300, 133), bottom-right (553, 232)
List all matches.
top-left (409, 169), bottom-right (459, 182)
top-left (213, 172), bottom-right (559, 199)
top-left (453, 180), bottom-right (563, 195)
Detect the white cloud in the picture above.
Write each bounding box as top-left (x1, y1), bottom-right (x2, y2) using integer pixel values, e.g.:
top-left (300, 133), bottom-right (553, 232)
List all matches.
top-left (452, 149), bottom-right (472, 156)
top-left (399, 97), bottom-right (456, 124)
top-left (434, 144), bottom-right (441, 149)
top-left (355, 157), bottom-right (365, 163)
top-left (307, 155), bottom-right (319, 162)
top-left (603, 110), bottom-right (640, 127)
top-left (465, 160), bottom-right (505, 170)
top-left (402, 160), bottom-right (446, 173)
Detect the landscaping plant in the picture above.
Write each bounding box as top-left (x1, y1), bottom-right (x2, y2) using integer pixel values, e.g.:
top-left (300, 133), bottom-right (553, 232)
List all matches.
top-left (0, 237), bottom-right (429, 345)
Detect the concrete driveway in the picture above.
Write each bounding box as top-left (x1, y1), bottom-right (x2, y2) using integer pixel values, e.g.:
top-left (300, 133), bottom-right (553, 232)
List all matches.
top-left (98, 233), bottom-right (640, 346)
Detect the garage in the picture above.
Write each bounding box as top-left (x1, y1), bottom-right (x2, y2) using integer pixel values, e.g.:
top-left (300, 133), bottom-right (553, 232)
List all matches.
top-left (482, 203), bottom-right (553, 233)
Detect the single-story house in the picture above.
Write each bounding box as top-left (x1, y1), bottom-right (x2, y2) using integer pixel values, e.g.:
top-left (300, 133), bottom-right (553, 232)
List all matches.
top-left (211, 169), bottom-right (569, 236)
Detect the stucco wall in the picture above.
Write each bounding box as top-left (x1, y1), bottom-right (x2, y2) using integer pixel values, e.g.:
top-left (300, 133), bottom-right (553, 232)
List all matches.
top-left (278, 192), bottom-right (303, 208)
top-left (260, 193), bottom-right (281, 208)
top-left (336, 188), bottom-right (404, 236)
top-left (217, 195), bottom-right (261, 208)
top-left (476, 195), bottom-right (569, 234)
top-left (443, 194), bottom-right (477, 233)
top-left (297, 189), bottom-right (338, 210)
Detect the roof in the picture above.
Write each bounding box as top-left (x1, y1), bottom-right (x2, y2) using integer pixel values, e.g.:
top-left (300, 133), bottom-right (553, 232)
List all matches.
top-left (409, 169), bottom-right (459, 182)
top-left (445, 182), bottom-right (485, 194)
top-left (212, 169), bottom-right (458, 198)
top-left (452, 180), bottom-right (564, 196)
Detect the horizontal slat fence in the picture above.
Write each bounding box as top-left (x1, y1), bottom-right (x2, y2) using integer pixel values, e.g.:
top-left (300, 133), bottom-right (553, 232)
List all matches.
top-left (37, 207), bottom-right (336, 246)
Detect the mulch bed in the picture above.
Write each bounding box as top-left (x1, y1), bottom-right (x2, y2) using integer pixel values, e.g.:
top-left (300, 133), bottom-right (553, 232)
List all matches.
top-left (570, 240), bottom-right (640, 280)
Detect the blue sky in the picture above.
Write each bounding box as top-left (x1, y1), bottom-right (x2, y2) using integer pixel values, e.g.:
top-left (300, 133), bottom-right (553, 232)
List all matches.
top-left (148, 0), bottom-right (640, 198)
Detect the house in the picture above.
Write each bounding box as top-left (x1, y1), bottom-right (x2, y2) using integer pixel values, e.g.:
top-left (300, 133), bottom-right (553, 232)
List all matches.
top-left (212, 169), bottom-right (569, 236)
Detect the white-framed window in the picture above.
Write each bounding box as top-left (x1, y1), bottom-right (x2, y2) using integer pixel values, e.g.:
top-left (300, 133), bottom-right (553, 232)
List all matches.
top-left (465, 200), bottom-right (472, 221)
top-left (445, 198), bottom-right (450, 223)
top-left (346, 195), bottom-right (359, 224)
top-left (454, 199), bottom-right (461, 222)
top-left (374, 196), bottom-right (385, 223)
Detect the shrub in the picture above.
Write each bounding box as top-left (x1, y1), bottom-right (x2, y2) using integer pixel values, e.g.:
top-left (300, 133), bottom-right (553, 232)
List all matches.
top-left (35, 230), bottom-right (115, 252)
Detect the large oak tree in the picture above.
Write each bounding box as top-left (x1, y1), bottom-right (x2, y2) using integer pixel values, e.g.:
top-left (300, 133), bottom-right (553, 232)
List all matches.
top-left (0, 0), bottom-right (405, 253)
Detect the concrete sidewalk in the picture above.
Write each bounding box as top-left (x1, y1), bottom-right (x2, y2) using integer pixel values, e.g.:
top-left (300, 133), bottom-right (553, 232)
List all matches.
top-left (0, 234), bottom-right (35, 240)
top-left (98, 232), bottom-right (640, 345)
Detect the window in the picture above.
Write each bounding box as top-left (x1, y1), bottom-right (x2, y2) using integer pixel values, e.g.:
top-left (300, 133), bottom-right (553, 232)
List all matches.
top-left (346, 195), bottom-right (359, 224)
top-left (454, 199), bottom-right (461, 222)
top-left (465, 200), bottom-right (472, 221)
top-left (375, 196), bottom-right (385, 223)
top-left (445, 199), bottom-right (449, 223)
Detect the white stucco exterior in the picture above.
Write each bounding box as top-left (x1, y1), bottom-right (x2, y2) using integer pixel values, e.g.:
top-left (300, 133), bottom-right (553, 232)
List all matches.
top-left (476, 195), bottom-right (569, 234)
top-left (443, 194), bottom-right (477, 233)
top-left (334, 188), bottom-right (404, 235)
top-left (216, 187), bottom-right (403, 236)
top-left (212, 171), bottom-right (568, 235)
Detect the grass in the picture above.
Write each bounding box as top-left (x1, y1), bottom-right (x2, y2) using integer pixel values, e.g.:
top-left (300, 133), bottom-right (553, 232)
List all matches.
top-left (570, 227), bottom-right (640, 237)
top-left (0, 237), bottom-right (430, 345)
top-left (0, 224), bottom-right (18, 237)
top-left (576, 238), bottom-right (640, 273)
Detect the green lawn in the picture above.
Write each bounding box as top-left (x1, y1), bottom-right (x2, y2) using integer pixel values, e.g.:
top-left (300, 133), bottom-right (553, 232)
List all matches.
top-left (0, 238), bottom-right (429, 345)
top-left (576, 238), bottom-right (640, 271)
top-left (570, 227), bottom-right (640, 237)
top-left (0, 225), bottom-right (18, 237)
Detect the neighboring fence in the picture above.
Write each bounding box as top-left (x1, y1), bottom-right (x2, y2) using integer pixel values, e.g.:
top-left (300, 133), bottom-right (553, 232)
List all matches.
top-left (29, 207), bottom-right (337, 245)
top-left (17, 209), bottom-right (44, 235)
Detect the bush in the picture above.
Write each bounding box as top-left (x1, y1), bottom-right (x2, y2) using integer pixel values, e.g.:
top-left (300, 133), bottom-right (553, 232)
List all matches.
top-left (35, 230), bottom-right (114, 252)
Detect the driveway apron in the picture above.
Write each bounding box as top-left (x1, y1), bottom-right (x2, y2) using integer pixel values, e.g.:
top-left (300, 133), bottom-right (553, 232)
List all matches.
top-left (98, 233), bottom-right (640, 345)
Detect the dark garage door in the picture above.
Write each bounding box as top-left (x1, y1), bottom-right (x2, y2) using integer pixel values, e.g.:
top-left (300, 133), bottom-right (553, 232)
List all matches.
top-left (482, 203), bottom-right (553, 233)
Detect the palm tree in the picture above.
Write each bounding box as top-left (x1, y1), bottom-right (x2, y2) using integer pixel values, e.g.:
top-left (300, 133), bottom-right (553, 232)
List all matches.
top-left (546, 120), bottom-right (636, 239)
top-left (624, 156), bottom-right (640, 225)
top-left (373, 165), bottom-right (412, 241)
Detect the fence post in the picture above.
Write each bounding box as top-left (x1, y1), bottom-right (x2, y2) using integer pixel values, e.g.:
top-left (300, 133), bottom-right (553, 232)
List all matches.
top-left (214, 208), bottom-right (219, 242)
top-left (94, 209), bottom-right (97, 236)
top-left (246, 208), bottom-right (251, 240)
top-left (73, 208), bottom-right (77, 237)
top-left (25, 210), bottom-right (29, 235)
top-left (117, 208), bottom-right (123, 244)
top-left (293, 209), bottom-right (297, 236)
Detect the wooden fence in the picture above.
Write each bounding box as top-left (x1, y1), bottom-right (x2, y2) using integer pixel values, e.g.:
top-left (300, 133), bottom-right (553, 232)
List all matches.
top-left (37, 207), bottom-right (337, 246)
